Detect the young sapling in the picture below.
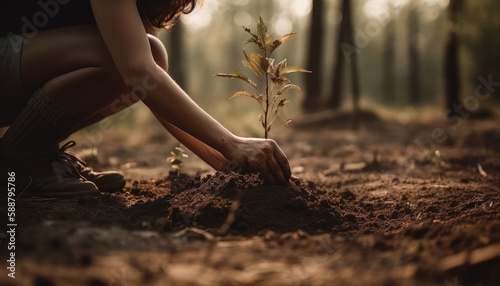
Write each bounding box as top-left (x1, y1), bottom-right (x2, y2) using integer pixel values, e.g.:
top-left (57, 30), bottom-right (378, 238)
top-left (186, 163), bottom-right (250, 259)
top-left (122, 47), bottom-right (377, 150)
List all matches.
top-left (215, 16), bottom-right (311, 139)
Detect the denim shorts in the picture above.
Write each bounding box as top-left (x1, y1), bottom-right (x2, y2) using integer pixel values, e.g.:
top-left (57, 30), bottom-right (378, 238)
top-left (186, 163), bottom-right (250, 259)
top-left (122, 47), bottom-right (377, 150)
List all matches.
top-left (0, 33), bottom-right (24, 127)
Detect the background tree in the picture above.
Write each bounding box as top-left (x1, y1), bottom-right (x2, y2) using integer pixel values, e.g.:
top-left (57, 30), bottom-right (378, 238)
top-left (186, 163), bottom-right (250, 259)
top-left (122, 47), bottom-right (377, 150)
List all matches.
top-left (328, 0), bottom-right (360, 128)
top-left (166, 21), bottom-right (187, 89)
top-left (407, 5), bottom-right (421, 106)
top-left (303, 0), bottom-right (325, 113)
top-left (444, 0), bottom-right (462, 114)
top-left (382, 11), bottom-right (396, 105)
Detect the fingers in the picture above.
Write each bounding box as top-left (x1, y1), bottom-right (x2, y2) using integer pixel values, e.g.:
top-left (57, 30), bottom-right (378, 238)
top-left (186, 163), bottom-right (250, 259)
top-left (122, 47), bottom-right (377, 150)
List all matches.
top-left (247, 154), bottom-right (278, 184)
top-left (234, 138), bottom-right (291, 185)
top-left (265, 158), bottom-right (281, 184)
top-left (264, 140), bottom-right (290, 185)
top-left (274, 147), bottom-right (291, 181)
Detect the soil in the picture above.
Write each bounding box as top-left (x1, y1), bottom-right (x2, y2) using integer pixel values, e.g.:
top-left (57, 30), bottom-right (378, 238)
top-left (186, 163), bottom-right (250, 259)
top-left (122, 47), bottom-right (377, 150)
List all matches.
top-left (1, 116), bottom-right (500, 286)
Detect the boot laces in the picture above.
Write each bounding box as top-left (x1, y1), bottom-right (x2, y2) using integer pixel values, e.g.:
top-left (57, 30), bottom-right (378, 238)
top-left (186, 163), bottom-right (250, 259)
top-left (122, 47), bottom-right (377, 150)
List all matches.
top-left (52, 141), bottom-right (87, 181)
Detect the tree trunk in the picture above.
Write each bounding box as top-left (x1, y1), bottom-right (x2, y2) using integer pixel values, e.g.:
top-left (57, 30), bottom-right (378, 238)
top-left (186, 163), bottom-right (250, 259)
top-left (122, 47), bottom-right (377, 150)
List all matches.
top-left (303, 0), bottom-right (325, 113)
top-left (383, 18), bottom-right (396, 105)
top-left (408, 7), bottom-right (421, 106)
top-left (168, 22), bottom-right (187, 89)
top-left (328, 0), bottom-right (360, 129)
top-left (328, 0), bottom-right (348, 109)
top-left (344, 0), bottom-right (360, 130)
top-left (444, 0), bottom-right (462, 113)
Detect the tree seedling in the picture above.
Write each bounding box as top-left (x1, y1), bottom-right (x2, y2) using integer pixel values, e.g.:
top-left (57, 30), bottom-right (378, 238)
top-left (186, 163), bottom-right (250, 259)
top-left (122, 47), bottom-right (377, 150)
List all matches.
top-left (215, 16), bottom-right (311, 138)
top-left (167, 145), bottom-right (188, 176)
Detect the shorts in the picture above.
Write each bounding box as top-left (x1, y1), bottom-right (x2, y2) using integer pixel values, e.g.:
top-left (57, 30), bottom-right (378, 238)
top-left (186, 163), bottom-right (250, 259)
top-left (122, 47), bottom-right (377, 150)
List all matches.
top-left (0, 33), bottom-right (24, 127)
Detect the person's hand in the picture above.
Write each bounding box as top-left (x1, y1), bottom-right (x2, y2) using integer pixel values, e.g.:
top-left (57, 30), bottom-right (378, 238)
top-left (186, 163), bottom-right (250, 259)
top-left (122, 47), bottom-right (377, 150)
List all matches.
top-left (225, 136), bottom-right (291, 184)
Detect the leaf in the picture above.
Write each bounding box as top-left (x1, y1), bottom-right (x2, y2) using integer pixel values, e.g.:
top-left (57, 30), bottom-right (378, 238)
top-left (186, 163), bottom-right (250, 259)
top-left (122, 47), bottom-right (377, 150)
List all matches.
top-left (242, 50), bottom-right (262, 78)
top-left (214, 71), bottom-right (258, 90)
top-left (270, 32), bottom-right (296, 53)
top-left (277, 84), bottom-right (300, 95)
top-left (277, 98), bottom-right (290, 108)
top-left (175, 146), bottom-right (185, 153)
top-left (255, 16), bottom-right (274, 54)
top-left (243, 26), bottom-right (262, 49)
top-left (284, 118), bottom-right (292, 126)
top-left (271, 75), bottom-right (291, 86)
top-left (274, 59), bottom-right (288, 78)
top-left (232, 70), bottom-right (258, 89)
top-left (281, 66), bottom-right (311, 75)
top-left (266, 123), bottom-right (272, 133)
top-left (257, 16), bottom-right (269, 50)
top-left (169, 158), bottom-right (183, 165)
top-left (228, 91), bottom-right (259, 100)
top-left (275, 98), bottom-right (290, 114)
top-left (264, 34), bottom-right (273, 54)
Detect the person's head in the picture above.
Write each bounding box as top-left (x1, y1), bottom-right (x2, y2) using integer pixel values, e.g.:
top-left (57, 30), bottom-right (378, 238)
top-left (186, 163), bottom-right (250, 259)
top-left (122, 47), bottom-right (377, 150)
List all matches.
top-left (137, 0), bottom-right (199, 29)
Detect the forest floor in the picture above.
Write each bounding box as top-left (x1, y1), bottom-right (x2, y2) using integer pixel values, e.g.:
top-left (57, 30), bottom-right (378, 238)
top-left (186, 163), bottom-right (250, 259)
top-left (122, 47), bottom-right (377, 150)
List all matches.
top-left (1, 113), bottom-right (499, 286)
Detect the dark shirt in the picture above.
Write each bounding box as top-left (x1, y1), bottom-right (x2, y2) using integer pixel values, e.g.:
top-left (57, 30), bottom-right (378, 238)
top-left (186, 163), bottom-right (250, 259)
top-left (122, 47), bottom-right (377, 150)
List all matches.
top-left (0, 0), bottom-right (96, 37)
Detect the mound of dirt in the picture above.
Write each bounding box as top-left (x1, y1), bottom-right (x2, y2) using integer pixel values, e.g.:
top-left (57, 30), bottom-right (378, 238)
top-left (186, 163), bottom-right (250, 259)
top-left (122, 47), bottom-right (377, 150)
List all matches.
top-left (167, 172), bottom-right (357, 235)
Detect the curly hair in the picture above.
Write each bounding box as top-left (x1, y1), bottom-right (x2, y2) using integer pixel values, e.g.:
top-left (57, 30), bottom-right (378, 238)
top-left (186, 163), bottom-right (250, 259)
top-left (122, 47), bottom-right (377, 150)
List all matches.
top-left (137, 0), bottom-right (199, 29)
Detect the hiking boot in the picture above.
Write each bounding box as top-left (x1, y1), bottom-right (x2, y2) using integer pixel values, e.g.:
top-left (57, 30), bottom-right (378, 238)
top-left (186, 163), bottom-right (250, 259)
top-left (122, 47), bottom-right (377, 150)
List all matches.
top-left (58, 141), bottom-right (126, 193)
top-left (0, 148), bottom-right (99, 199)
top-left (17, 163), bottom-right (99, 198)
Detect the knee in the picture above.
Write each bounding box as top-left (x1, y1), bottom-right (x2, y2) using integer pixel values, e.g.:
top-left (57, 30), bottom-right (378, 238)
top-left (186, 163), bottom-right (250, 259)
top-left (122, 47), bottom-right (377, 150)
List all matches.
top-left (148, 35), bottom-right (169, 72)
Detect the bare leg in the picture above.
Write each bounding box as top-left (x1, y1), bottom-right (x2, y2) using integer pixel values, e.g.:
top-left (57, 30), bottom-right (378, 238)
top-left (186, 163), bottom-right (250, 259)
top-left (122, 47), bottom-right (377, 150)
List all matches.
top-left (20, 25), bottom-right (129, 115)
top-left (20, 25), bottom-right (228, 170)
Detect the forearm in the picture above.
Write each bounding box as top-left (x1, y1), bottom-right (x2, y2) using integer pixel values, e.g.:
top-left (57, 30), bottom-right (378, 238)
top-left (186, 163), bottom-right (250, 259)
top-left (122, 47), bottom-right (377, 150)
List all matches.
top-left (155, 114), bottom-right (229, 170)
top-left (140, 66), bottom-right (239, 159)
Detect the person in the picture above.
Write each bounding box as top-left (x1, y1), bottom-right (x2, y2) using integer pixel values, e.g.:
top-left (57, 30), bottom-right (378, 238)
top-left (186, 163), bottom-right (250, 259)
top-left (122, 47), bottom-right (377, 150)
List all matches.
top-left (0, 0), bottom-right (291, 198)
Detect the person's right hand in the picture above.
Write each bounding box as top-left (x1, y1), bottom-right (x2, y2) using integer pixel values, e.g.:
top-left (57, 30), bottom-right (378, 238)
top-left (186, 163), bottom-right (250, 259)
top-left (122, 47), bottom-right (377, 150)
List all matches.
top-left (224, 136), bottom-right (291, 185)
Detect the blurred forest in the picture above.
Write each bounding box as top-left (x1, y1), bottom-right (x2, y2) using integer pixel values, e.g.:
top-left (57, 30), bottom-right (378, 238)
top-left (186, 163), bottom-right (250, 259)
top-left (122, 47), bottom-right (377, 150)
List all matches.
top-left (64, 0), bottom-right (497, 144)
top-left (1, 0), bottom-right (498, 142)
top-left (155, 0), bottom-right (499, 134)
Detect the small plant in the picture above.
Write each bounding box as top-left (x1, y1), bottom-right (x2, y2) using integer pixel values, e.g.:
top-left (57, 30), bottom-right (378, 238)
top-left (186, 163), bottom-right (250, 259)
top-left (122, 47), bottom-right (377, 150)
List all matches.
top-left (215, 16), bottom-right (311, 139)
top-left (167, 145), bottom-right (188, 175)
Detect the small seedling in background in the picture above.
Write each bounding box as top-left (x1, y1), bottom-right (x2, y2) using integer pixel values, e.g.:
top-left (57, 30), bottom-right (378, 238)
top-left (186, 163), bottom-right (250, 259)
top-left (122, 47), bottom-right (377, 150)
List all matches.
top-left (167, 145), bottom-right (188, 176)
top-left (215, 16), bottom-right (311, 139)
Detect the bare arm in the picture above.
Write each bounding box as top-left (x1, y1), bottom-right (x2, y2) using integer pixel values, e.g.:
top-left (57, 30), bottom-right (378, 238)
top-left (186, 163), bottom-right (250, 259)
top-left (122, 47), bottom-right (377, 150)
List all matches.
top-left (154, 114), bottom-right (229, 171)
top-left (90, 0), bottom-right (290, 183)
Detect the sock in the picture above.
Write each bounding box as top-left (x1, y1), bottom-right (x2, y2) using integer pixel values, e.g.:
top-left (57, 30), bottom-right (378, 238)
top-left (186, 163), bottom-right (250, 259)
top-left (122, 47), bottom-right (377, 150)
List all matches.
top-left (57, 114), bottom-right (105, 143)
top-left (0, 88), bottom-right (90, 158)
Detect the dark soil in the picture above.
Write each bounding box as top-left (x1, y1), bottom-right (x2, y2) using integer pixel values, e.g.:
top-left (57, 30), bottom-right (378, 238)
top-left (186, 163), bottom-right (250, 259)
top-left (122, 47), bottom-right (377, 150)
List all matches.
top-left (1, 117), bottom-right (499, 286)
